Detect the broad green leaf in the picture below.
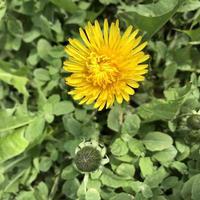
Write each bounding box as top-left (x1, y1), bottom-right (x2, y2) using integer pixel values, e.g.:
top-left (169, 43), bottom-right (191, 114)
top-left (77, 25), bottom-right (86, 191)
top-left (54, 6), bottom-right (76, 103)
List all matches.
top-left (138, 99), bottom-right (180, 122)
top-left (25, 115), bottom-right (45, 144)
top-left (39, 156), bottom-right (52, 172)
top-left (53, 101), bottom-right (75, 116)
top-left (34, 68), bottom-right (50, 81)
top-left (85, 188), bottom-right (101, 200)
top-left (139, 157), bottom-right (154, 177)
top-left (16, 191), bottom-right (36, 200)
top-left (116, 163), bottom-right (135, 178)
top-left (0, 68), bottom-right (28, 96)
top-left (163, 63), bottom-right (178, 80)
top-left (175, 140), bottom-right (190, 161)
top-left (32, 15), bottom-right (53, 40)
top-left (0, 0), bottom-right (6, 21)
top-left (67, 10), bottom-right (87, 26)
top-left (111, 138), bottom-right (128, 156)
top-left (143, 132), bottom-right (173, 151)
top-left (0, 115), bottom-right (34, 132)
top-left (49, 46), bottom-right (65, 58)
top-left (110, 193), bottom-right (133, 200)
top-left (179, 28), bottom-right (200, 45)
top-left (162, 176), bottom-right (179, 190)
top-left (0, 128), bottom-right (29, 163)
top-left (5, 34), bottom-right (22, 51)
top-left (181, 174), bottom-right (200, 200)
top-left (114, 154), bottom-right (134, 163)
top-left (62, 179), bottom-right (80, 199)
top-left (192, 175), bottom-right (200, 200)
top-left (178, 0), bottom-right (200, 12)
top-left (107, 105), bottom-right (121, 132)
top-left (61, 165), bottom-right (78, 180)
top-left (153, 146), bottom-right (177, 163)
top-left (99, 0), bottom-right (120, 5)
top-left (129, 182), bottom-right (153, 198)
top-left (75, 109), bottom-right (87, 122)
top-left (87, 181), bottom-right (101, 195)
top-left (34, 182), bottom-right (49, 200)
top-left (64, 139), bottom-right (81, 156)
top-left (170, 161), bottom-right (187, 175)
top-left (50, 0), bottom-right (78, 13)
top-left (100, 168), bottom-right (129, 188)
top-left (37, 39), bottom-right (52, 61)
top-left (7, 17), bottom-right (23, 38)
top-left (128, 138), bottom-right (145, 157)
top-left (23, 29), bottom-right (40, 43)
top-left (122, 114), bottom-right (140, 136)
top-left (63, 115), bottom-right (82, 137)
top-left (119, 0), bottom-right (181, 38)
top-left (145, 167), bottom-right (169, 188)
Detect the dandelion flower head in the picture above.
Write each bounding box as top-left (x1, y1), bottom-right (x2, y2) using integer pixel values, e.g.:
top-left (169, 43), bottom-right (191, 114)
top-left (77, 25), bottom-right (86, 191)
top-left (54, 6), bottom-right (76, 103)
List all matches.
top-left (64, 19), bottom-right (149, 110)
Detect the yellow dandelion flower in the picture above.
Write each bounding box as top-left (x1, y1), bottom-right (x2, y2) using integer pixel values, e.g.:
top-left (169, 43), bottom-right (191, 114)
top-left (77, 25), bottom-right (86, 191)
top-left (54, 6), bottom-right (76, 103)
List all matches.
top-left (64, 19), bottom-right (149, 111)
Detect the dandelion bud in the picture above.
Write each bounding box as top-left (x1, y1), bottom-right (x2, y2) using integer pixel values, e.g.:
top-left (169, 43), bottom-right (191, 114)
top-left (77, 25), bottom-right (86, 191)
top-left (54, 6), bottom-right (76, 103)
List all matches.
top-left (74, 146), bottom-right (102, 172)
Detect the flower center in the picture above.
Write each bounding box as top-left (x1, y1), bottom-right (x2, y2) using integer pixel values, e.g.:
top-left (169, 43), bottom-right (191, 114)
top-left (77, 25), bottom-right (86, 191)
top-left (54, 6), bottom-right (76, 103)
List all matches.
top-left (86, 52), bottom-right (119, 88)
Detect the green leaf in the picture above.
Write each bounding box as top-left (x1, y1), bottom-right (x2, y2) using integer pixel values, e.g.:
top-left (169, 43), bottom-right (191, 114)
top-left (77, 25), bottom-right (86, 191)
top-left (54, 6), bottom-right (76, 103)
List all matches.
top-left (139, 157), bottom-right (154, 177)
top-left (129, 181), bottom-right (152, 197)
top-left (0, 0), bottom-right (6, 21)
top-left (0, 68), bottom-right (29, 96)
top-left (107, 105), bottom-right (121, 132)
top-left (34, 68), bottom-right (50, 81)
top-left (75, 109), bottom-right (87, 122)
top-left (162, 176), bottom-right (179, 190)
top-left (85, 188), bottom-right (101, 200)
top-left (37, 39), bottom-right (52, 61)
top-left (122, 114), bottom-right (140, 136)
top-left (63, 115), bottom-right (82, 137)
top-left (153, 146), bottom-right (177, 163)
top-left (116, 163), bottom-right (135, 178)
top-left (143, 132), bottom-right (173, 151)
top-left (179, 28), bottom-right (200, 45)
top-left (62, 179), bottom-right (80, 199)
top-left (100, 168), bottom-right (129, 188)
top-left (170, 161), bottom-right (187, 174)
top-left (7, 17), bottom-right (23, 38)
top-left (128, 138), bottom-right (145, 157)
top-left (138, 99), bottom-right (180, 122)
top-left (111, 138), bottom-right (128, 156)
top-left (119, 0), bottom-right (181, 38)
top-left (110, 193), bottom-right (133, 200)
top-left (25, 115), bottom-right (45, 144)
top-left (39, 156), bottom-right (52, 172)
top-left (34, 182), bottom-right (49, 200)
top-left (32, 15), bottom-right (53, 40)
top-left (50, 0), bottom-right (78, 13)
top-left (64, 139), bottom-right (81, 156)
top-left (192, 175), bottom-right (200, 200)
top-left (0, 114), bottom-right (34, 132)
top-left (67, 10), bottom-right (87, 26)
top-left (99, 0), bottom-right (120, 5)
top-left (145, 167), bottom-right (169, 188)
top-left (181, 174), bottom-right (200, 200)
top-left (16, 191), bottom-right (36, 200)
top-left (23, 29), bottom-right (40, 43)
top-left (61, 165), bottom-right (78, 180)
top-left (49, 46), bottom-right (65, 58)
top-left (175, 140), bottom-right (190, 161)
top-left (53, 101), bottom-right (75, 116)
top-left (0, 128), bottom-right (29, 163)
top-left (178, 0), bottom-right (200, 12)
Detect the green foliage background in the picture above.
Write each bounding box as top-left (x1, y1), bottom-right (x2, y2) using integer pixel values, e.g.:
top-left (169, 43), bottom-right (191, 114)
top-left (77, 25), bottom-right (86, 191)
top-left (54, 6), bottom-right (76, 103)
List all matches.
top-left (0, 0), bottom-right (200, 199)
